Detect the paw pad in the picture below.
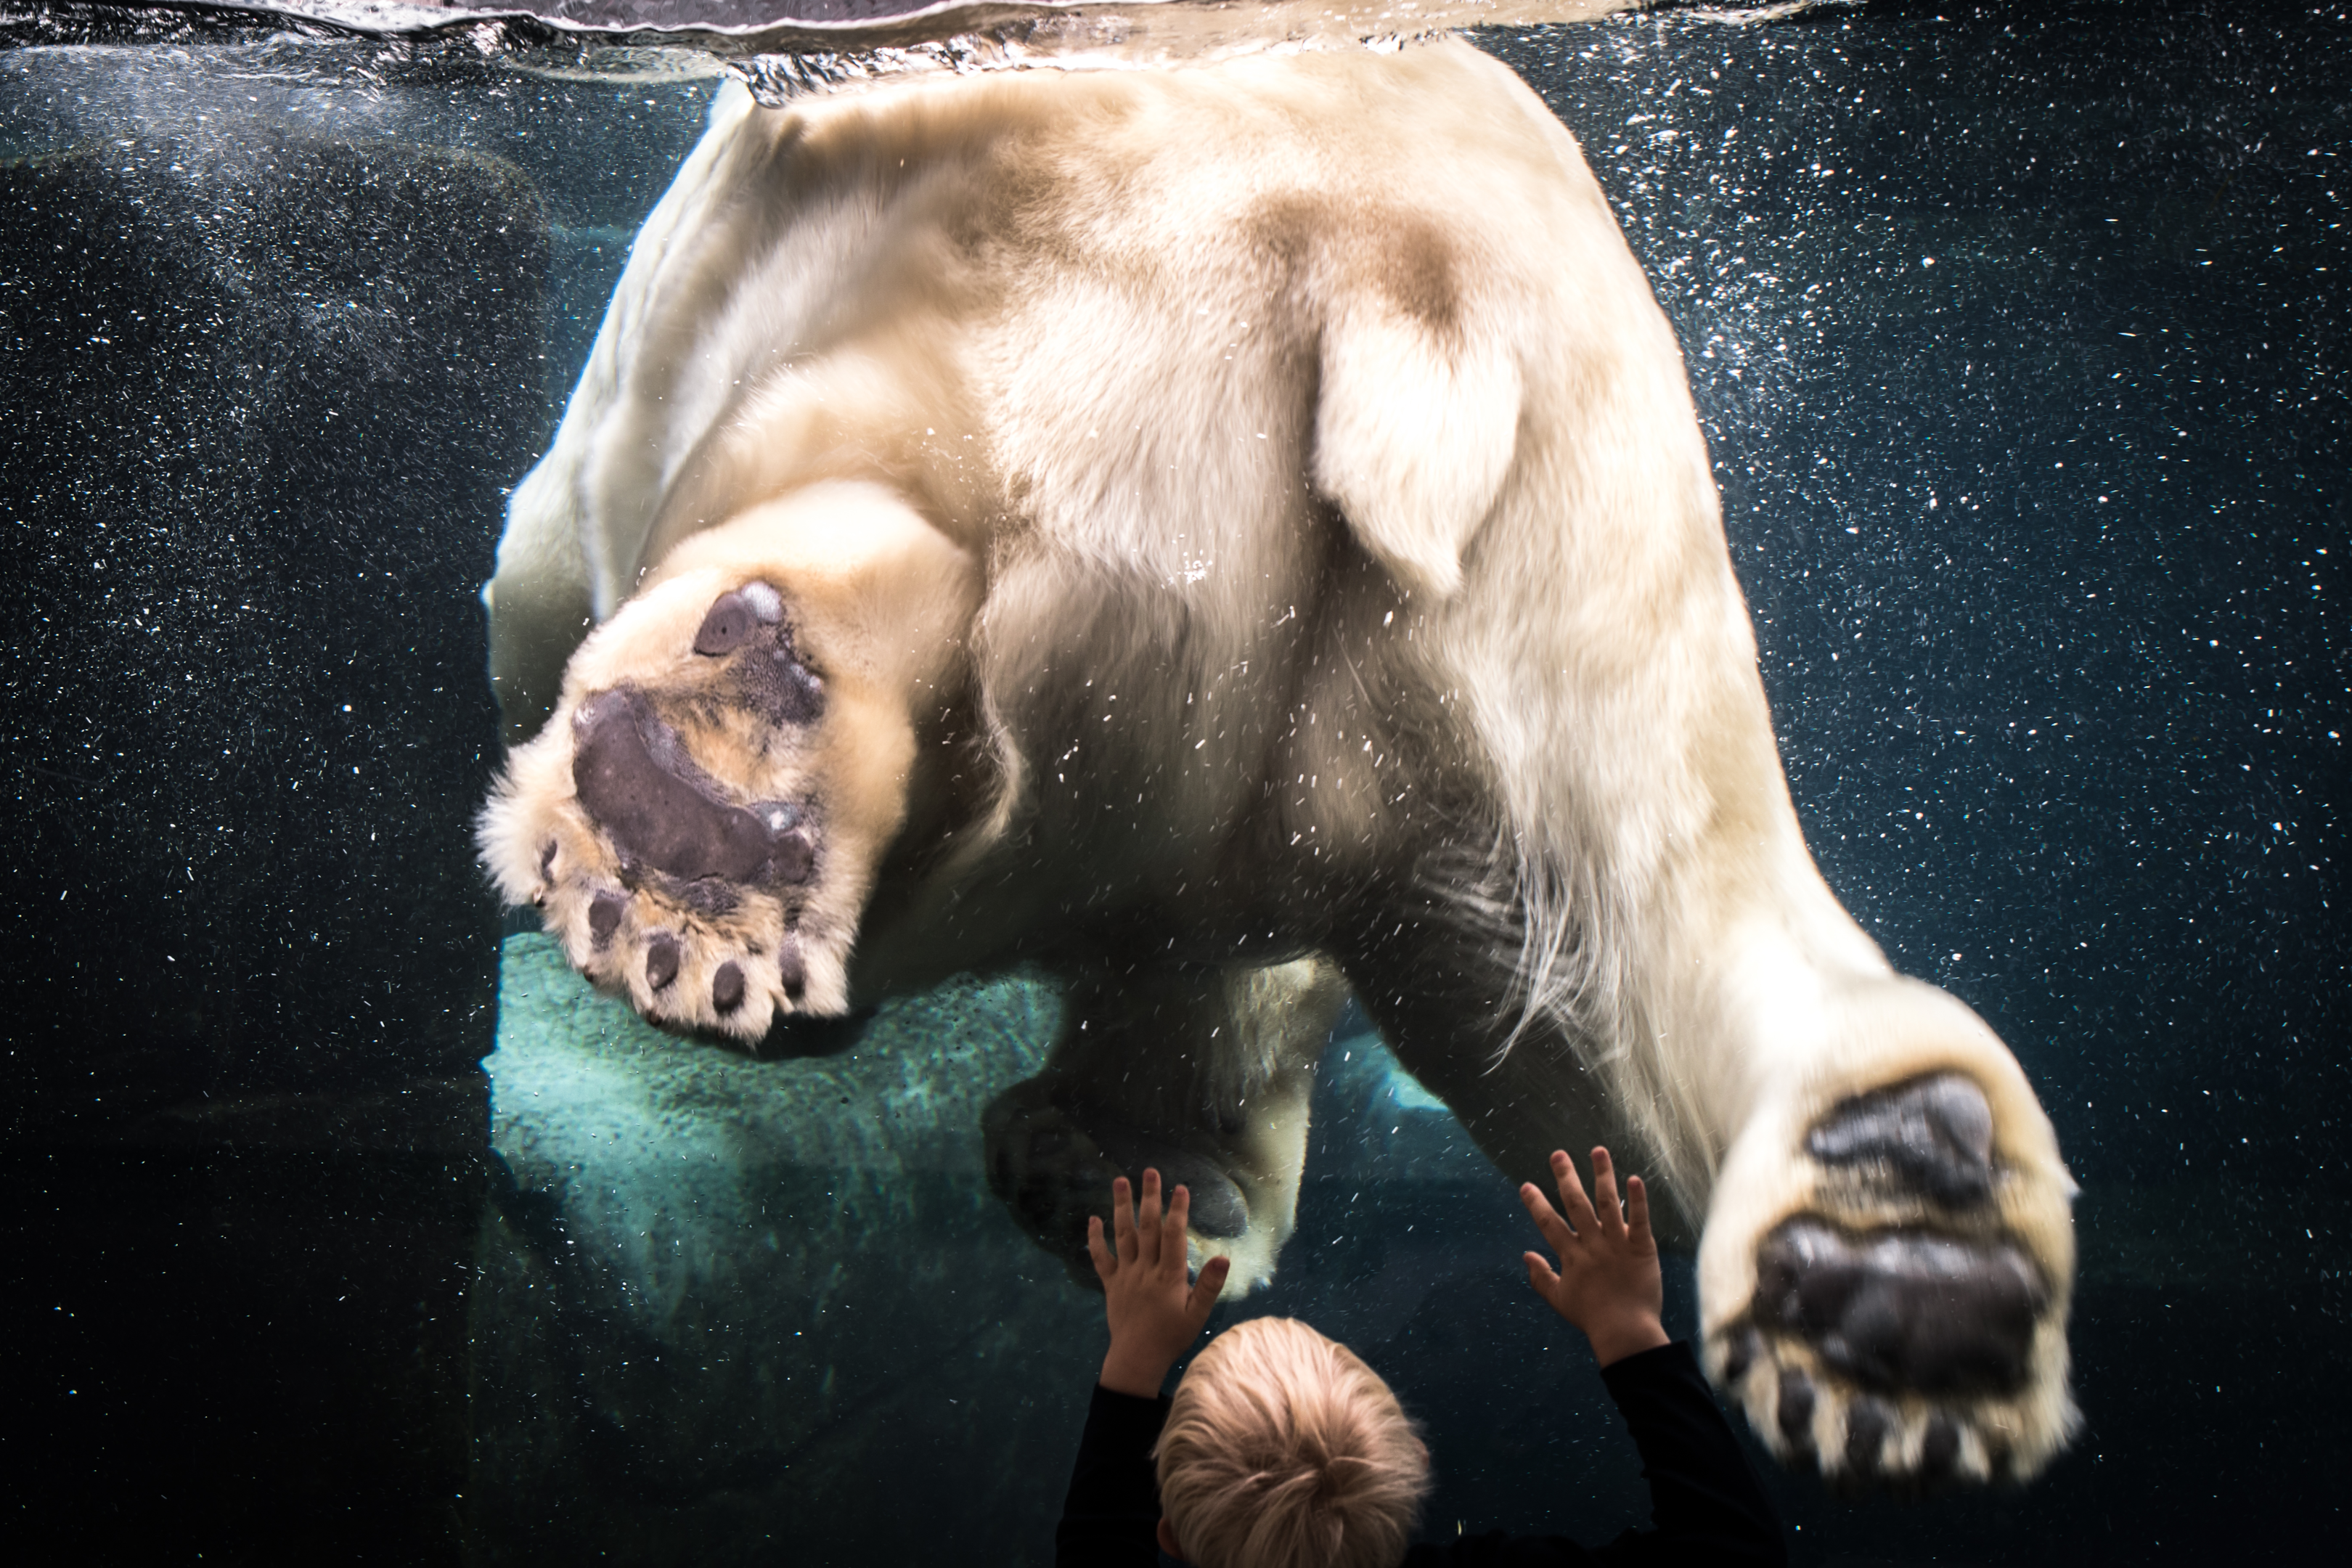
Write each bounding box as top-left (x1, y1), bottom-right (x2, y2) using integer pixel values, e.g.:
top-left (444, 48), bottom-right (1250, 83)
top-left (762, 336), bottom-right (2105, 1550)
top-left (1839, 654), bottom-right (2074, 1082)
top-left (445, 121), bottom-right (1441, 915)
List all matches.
top-left (588, 890), bottom-right (626, 945)
top-left (571, 687), bottom-right (816, 888)
top-left (982, 1083), bottom-right (1254, 1290)
top-left (1805, 1071), bottom-right (1994, 1206)
top-left (688, 579), bottom-right (823, 724)
top-left (1752, 1218), bottom-right (2043, 1394)
top-left (691, 583), bottom-right (782, 656)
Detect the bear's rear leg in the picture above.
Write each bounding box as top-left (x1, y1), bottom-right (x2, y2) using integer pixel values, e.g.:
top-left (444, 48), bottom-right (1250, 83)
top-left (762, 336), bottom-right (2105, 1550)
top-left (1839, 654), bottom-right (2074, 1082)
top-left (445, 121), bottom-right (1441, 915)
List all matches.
top-left (983, 957), bottom-right (1347, 1294)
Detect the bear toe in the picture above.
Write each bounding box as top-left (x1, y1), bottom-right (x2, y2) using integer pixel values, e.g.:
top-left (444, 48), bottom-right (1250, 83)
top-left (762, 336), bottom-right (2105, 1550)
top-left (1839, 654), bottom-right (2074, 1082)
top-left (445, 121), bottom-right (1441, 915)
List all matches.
top-left (645, 931), bottom-right (681, 991)
top-left (587, 889), bottom-right (626, 945)
top-left (712, 959), bottom-right (746, 1013)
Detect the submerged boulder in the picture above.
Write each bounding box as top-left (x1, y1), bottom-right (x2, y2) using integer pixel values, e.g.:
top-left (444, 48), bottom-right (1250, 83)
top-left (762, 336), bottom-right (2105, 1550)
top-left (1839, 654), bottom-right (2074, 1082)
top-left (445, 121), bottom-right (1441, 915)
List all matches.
top-left (468, 934), bottom-right (1106, 1563)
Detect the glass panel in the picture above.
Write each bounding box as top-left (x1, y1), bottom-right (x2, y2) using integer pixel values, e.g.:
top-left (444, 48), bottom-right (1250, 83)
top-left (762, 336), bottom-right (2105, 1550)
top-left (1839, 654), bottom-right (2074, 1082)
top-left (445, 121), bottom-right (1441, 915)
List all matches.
top-left (5, 4), bottom-right (2343, 1563)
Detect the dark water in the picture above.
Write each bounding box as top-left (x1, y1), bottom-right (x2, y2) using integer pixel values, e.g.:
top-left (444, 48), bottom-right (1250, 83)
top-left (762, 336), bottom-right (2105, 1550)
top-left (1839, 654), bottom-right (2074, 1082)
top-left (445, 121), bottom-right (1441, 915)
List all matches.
top-left (3, 1), bottom-right (2345, 1561)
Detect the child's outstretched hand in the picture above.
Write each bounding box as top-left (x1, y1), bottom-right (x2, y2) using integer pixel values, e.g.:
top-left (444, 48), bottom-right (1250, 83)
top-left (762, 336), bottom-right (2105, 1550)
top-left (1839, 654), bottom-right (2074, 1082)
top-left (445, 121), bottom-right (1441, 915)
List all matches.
top-left (1088, 1168), bottom-right (1231, 1398)
top-left (1520, 1146), bottom-right (1670, 1368)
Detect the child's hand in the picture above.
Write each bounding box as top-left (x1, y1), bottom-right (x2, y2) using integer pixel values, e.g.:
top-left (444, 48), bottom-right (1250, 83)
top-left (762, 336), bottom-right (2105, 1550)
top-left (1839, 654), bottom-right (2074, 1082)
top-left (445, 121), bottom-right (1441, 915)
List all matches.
top-left (1088, 1168), bottom-right (1230, 1398)
top-left (1520, 1146), bottom-right (1669, 1368)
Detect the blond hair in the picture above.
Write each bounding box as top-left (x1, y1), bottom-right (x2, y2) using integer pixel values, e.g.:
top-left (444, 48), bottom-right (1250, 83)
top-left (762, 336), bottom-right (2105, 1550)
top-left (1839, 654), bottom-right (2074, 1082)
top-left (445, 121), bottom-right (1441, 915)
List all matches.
top-left (1153, 1318), bottom-right (1431, 1568)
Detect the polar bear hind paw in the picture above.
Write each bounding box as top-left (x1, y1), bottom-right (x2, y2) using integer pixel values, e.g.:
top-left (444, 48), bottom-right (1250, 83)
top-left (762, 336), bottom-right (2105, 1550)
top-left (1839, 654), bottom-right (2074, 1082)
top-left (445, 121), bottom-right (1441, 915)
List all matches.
top-left (1709, 1073), bottom-right (2078, 1489)
top-left (981, 1077), bottom-right (1291, 1294)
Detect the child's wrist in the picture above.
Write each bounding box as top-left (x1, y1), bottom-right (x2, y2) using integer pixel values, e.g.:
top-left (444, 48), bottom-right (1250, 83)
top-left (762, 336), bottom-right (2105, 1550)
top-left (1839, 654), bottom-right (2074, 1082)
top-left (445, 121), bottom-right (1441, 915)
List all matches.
top-left (1583, 1312), bottom-right (1670, 1368)
top-left (1099, 1342), bottom-right (1175, 1399)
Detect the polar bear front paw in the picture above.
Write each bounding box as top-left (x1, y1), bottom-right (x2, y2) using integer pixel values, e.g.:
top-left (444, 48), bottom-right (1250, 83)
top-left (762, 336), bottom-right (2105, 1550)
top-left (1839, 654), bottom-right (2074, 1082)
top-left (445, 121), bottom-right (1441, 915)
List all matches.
top-left (1705, 1072), bottom-right (2078, 1487)
top-left (481, 578), bottom-right (853, 1042)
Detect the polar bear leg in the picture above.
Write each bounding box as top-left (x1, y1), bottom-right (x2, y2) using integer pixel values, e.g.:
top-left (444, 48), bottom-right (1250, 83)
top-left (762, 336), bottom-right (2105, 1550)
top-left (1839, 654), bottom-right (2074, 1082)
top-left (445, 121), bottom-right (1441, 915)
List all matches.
top-left (982, 957), bottom-right (1348, 1294)
top-left (1342, 881), bottom-right (2077, 1487)
top-left (1698, 979), bottom-right (2079, 1487)
top-left (1334, 878), bottom-right (1694, 1236)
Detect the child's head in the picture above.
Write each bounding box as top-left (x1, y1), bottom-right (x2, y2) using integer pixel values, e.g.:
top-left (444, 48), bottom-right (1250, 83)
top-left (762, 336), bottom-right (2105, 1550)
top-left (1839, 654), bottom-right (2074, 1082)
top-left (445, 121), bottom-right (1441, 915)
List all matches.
top-left (1153, 1316), bottom-right (1431, 1568)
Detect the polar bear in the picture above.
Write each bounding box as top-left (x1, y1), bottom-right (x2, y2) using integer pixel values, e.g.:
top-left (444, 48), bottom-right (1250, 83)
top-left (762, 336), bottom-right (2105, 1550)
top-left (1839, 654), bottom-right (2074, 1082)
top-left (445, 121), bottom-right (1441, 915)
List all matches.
top-left (477, 40), bottom-right (2078, 1486)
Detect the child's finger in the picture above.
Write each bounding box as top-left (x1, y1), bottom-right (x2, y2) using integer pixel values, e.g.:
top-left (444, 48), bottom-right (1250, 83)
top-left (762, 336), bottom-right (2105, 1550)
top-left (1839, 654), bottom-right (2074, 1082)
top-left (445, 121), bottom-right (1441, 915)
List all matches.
top-left (1519, 1180), bottom-right (1577, 1257)
top-left (1112, 1175), bottom-right (1138, 1265)
top-left (1523, 1249), bottom-right (1562, 1298)
top-left (1087, 1214), bottom-right (1116, 1281)
top-left (1589, 1146), bottom-right (1624, 1239)
top-left (1164, 1183), bottom-right (1193, 1274)
top-left (1136, 1168), bottom-right (1163, 1264)
top-left (1551, 1148), bottom-right (1601, 1237)
top-left (1625, 1175), bottom-right (1652, 1244)
top-left (1186, 1254), bottom-right (1230, 1324)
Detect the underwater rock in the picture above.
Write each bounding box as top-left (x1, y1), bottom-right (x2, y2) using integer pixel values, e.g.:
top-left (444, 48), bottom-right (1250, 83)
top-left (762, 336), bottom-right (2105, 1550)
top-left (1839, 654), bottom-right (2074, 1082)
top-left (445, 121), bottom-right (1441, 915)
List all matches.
top-left (467, 934), bottom-right (1107, 1561)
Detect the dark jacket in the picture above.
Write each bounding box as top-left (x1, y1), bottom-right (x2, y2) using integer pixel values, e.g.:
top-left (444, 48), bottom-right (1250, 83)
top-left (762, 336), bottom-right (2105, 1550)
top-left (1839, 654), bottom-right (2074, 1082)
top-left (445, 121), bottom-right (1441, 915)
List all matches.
top-left (1055, 1339), bottom-right (1785, 1567)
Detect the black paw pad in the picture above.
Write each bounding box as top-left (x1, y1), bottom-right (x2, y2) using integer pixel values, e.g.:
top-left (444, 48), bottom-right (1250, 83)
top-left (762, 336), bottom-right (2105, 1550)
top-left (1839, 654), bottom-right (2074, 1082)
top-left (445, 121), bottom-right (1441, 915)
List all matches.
top-left (776, 936), bottom-right (805, 1000)
top-left (1920, 1413), bottom-right (1961, 1481)
top-left (1722, 1326), bottom-right (1763, 1383)
top-left (686, 583), bottom-right (824, 724)
top-left (1807, 1072), bottom-right (1995, 1207)
top-left (691, 582), bottom-right (783, 656)
top-left (1845, 1397), bottom-right (1892, 1476)
top-left (645, 933), bottom-right (681, 991)
top-left (1082, 1125), bottom-right (1249, 1238)
top-left (571, 688), bottom-right (817, 888)
top-left (1755, 1218), bottom-right (2043, 1395)
top-left (588, 891), bottom-right (626, 945)
top-left (1777, 1367), bottom-right (1816, 1445)
top-left (712, 960), bottom-right (745, 1013)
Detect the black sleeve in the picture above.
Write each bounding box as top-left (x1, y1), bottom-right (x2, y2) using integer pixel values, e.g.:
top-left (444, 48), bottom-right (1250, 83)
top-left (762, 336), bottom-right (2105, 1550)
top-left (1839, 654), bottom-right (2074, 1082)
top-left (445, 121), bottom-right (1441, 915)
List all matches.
top-left (1400, 1342), bottom-right (1784, 1568)
top-left (1055, 1383), bottom-right (1172, 1568)
top-left (1589, 1341), bottom-right (1786, 1567)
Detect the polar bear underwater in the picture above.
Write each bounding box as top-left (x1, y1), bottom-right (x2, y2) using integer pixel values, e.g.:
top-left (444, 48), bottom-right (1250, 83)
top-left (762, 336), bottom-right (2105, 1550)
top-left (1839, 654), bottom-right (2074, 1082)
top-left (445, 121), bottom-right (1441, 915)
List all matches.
top-left (478, 38), bottom-right (2078, 1486)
